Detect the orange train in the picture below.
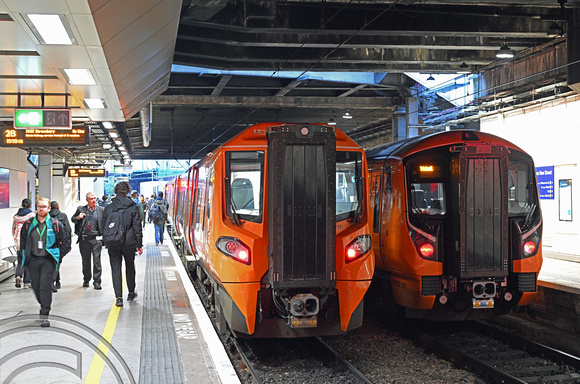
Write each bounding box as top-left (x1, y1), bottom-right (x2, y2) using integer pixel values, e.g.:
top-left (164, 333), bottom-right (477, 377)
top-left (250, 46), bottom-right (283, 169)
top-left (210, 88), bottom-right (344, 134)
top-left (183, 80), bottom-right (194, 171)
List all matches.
top-left (166, 122), bottom-right (374, 337)
top-left (366, 130), bottom-right (542, 320)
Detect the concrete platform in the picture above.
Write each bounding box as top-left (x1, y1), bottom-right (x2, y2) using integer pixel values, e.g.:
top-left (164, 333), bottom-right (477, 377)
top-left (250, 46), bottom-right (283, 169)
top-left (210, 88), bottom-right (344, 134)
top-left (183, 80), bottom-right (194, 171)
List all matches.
top-left (0, 224), bottom-right (240, 384)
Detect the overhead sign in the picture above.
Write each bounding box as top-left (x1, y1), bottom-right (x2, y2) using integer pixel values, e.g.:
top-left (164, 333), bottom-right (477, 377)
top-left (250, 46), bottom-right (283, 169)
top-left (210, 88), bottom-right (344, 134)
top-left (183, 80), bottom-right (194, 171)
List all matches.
top-left (1, 127), bottom-right (90, 147)
top-left (14, 109), bottom-right (72, 129)
top-left (536, 166), bottom-right (554, 200)
top-left (69, 168), bottom-right (106, 178)
top-left (113, 164), bottom-right (133, 173)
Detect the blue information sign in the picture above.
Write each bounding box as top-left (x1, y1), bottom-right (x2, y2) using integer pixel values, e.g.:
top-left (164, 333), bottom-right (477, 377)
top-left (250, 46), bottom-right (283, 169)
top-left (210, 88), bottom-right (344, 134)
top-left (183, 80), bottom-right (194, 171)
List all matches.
top-left (536, 166), bottom-right (555, 199)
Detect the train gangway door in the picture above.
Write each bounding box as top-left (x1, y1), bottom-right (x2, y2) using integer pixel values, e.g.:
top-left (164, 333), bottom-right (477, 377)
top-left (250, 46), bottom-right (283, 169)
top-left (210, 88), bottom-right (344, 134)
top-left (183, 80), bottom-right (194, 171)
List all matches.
top-left (267, 124), bottom-right (337, 291)
top-left (459, 144), bottom-right (509, 278)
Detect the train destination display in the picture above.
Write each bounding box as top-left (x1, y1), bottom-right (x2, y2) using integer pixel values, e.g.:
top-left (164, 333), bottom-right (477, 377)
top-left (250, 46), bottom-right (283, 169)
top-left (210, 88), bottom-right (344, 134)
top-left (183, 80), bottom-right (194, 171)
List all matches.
top-left (68, 168), bottom-right (106, 177)
top-left (1, 127), bottom-right (90, 147)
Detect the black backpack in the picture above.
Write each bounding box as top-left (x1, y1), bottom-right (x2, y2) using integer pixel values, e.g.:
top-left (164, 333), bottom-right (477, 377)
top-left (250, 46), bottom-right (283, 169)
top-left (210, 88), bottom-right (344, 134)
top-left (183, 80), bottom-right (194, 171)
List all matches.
top-left (150, 202), bottom-right (163, 221)
top-left (103, 207), bottom-right (126, 247)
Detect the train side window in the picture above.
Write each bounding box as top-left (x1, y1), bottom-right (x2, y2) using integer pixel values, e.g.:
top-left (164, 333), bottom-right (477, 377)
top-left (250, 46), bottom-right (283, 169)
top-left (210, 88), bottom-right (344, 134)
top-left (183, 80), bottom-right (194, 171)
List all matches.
top-left (226, 151), bottom-right (264, 223)
top-left (336, 151), bottom-right (363, 221)
top-left (383, 165), bottom-right (392, 191)
top-left (508, 158), bottom-right (536, 216)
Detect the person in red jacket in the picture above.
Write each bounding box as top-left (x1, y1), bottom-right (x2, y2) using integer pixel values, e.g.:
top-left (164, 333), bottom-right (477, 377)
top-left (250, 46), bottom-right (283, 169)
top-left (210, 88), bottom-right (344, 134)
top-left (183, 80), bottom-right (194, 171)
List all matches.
top-left (12, 198), bottom-right (36, 288)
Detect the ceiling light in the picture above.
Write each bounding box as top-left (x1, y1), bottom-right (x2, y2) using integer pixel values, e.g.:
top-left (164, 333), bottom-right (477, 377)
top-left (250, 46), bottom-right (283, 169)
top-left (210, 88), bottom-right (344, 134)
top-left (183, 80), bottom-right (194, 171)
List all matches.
top-left (496, 43), bottom-right (514, 59)
top-left (114, 139), bottom-right (122, 146)
top-left (427, 74), bottom-right (435, 81)
top-left (328, 116), bottom-right (336, 125)
top-left (26, 14), bottom-right (75, 45)
top-left (84, 98), bottom-right (106, 109)
top-left (342, 110), bottom-right (353, 119)
top-left (109, 131), bottom-right (118, 138)
top-left (119, 146), bottom-right (125, 151)
top-left (103, 143), bottom-right (112, 150)
top-left (63, 69), bottom-right (95, 85)
top-left (102, 122), bottom-right (113, 129)
top-left (458, 62), bottom-right (470, 74)
top-left (546, 21), bottom-right (564, 37)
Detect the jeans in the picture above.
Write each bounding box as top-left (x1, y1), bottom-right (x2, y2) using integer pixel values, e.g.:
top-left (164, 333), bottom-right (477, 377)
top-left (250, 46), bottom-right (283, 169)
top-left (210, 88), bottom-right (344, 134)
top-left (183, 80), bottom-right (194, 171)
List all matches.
top-left (154, 222), bottom-right (165, 244)
top-left (15, 250), bottom-right (30, 284)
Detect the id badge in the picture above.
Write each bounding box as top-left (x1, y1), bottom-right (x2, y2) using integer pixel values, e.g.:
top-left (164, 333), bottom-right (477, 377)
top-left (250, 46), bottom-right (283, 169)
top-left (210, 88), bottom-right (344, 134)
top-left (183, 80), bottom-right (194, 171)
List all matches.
top-left (38, 240), bottom-right (44, 249)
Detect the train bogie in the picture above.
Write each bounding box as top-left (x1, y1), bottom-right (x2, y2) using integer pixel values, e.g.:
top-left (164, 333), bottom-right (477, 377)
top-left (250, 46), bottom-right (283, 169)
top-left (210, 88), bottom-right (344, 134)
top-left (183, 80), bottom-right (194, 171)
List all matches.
top-left (168, 123), bottom-right (374, 337)
top-left (367, 130), bottom-right (542, 321)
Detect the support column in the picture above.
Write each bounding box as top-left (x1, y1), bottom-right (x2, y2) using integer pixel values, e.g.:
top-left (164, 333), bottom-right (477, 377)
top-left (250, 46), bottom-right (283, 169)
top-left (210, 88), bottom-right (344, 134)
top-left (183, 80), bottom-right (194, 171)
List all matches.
top-left (568, 8), bottom-right (580, 93)
top-left (52, 161), bottom-right (65, 206)
top-left (406, 96), bottom-right (419, 138)
top-left (38, 154), bottom-right (53, 200)
top-left (392, 116), bottom-right (407, 141)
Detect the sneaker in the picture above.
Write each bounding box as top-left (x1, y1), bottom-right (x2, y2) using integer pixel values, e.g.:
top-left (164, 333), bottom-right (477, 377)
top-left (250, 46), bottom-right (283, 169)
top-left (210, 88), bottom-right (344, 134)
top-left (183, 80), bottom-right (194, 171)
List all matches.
top-left (116, 297), bottom-right (123, 307)
top-left (155, 242), bottom-right (159, 246)
top-left (15, 277), bottom-right (21, 288)
top-left (82, 282), bottom-right (89, 287)
top-left (23, 283), bottom-right (31, 289)
top-left (127, 292), bottom-right (137, 302)
top-left (55, 282), bottom-right (61, 289)
top-left (40, 319), bottom-right (50, 327)
top-left (94, 283), bottom-right (102, 290)
top-left (51, 282), bottom-right (58, 292)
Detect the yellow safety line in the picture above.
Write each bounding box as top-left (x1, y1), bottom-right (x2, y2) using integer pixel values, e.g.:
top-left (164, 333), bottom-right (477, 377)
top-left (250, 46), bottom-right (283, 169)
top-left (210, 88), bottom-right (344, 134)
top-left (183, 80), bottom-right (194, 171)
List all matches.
top-left (84, 273), bottom-right (127, 383)
top-left (83, 302), bottom-right (121, 383)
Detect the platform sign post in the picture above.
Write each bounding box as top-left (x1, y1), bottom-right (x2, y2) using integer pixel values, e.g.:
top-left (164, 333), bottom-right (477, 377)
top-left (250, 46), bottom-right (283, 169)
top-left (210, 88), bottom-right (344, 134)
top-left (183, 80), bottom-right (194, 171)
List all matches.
top-left (536, 166), bottom-right (555, 200)
top-left (14, 109), bottom-right (72, 129)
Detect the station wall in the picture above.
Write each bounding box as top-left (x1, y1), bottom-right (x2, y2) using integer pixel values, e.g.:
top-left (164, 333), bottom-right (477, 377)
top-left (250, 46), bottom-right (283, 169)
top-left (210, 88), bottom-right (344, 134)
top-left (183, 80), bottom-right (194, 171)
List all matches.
top-left (481, 94), bottom-right (580, 258)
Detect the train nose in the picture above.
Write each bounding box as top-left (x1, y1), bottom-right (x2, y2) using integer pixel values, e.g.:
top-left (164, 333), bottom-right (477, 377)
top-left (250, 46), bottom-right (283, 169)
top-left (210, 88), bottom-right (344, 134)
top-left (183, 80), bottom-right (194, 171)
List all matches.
top-left (290, 294), bottom-right (320, 316)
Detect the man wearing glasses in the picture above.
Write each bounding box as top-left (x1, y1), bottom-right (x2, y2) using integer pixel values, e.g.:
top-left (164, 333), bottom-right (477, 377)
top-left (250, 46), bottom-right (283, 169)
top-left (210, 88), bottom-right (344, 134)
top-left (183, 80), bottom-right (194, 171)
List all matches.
top-left (20, 197), bottom-right (70, 327)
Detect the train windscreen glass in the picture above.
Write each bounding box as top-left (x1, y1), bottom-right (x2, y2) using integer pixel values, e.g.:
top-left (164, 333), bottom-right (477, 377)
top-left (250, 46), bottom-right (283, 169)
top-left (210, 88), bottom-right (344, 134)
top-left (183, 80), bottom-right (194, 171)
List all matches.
top-left (508, 157), bottom-right (537, 216)
top-left (336, 151), bottom-right (362, 221)
top-left (226, 151), bottom-right (264, 223)
top-left (408, 160), bottom-right (446, 215)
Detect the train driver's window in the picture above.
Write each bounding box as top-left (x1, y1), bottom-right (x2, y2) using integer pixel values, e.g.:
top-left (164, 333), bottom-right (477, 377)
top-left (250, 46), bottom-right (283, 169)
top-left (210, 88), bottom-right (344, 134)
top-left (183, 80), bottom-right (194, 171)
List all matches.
top-left (410, 183), bottom-right (446, 215)
top-left (336, 151), bottom-right (363, 221)
top-left (226, 151), bottom-right (264, 223)
top-left (508, 158), bottom-right (535, 216)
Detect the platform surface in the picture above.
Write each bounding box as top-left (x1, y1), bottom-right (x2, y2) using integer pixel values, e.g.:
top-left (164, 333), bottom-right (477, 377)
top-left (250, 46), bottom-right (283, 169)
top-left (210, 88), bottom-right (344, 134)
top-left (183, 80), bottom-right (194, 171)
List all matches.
top-left (0, 224), bottom-right (239, 384)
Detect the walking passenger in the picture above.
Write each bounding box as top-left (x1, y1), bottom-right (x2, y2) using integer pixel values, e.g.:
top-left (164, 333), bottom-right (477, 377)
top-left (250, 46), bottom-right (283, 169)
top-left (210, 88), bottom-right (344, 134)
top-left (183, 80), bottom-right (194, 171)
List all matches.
top-left (20, 198), bottom-right (70, 327)
top-left (102, 181), bottom-right (143, 307)
top-left (71, 192), bottom-right (104, 289)
top-left (12, 198), bottom-right (35, 288)
top-left (49, 201), bottom-right (72, 291)
top-left (151, 191), bottom-right (168, 245)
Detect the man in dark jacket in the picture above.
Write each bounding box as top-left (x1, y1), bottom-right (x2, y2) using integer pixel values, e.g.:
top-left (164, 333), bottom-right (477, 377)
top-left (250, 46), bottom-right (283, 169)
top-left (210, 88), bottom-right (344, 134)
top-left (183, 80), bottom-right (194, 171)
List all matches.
top-left (49, 201), bottom-right (72, 291)
top-left (152, 191), bottom-right (169, 245)
top-left (21, 197), bottom-right (70, 327)
top-left (71, 192), bottom-right (105, 289)
top-left (103, 181), bottom-right (143, 307)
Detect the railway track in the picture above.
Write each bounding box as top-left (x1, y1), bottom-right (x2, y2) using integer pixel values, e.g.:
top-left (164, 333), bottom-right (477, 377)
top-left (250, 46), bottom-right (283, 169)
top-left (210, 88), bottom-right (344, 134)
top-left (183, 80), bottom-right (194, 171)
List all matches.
top-left (417, 320), bottom-right (580, 383)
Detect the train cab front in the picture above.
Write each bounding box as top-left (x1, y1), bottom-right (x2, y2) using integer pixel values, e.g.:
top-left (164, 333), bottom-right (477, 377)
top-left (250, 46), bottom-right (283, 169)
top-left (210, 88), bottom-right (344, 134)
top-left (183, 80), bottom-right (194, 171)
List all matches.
top-left (401, 141), bottom-right (542, 320)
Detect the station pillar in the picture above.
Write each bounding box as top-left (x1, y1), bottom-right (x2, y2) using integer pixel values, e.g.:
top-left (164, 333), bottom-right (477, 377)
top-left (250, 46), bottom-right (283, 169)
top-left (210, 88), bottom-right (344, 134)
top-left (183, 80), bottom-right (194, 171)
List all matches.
top-left (38, 154), bottom-right (53, 200)
top-left (406, 96), bottom-right (419, 138)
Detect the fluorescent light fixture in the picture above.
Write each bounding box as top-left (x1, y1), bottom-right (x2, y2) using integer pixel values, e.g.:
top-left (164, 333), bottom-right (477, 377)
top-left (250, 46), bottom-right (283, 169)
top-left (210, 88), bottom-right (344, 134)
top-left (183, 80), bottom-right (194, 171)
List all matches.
top-left (496, 44), bottom-right (514, 59)
top-left (102, 122), bottom-right (113, 129)
top-left (84, 98), bottom-right (106, 109)
top-left (114, 139), bottom-right (122, 145)
top-left (102, 143), bottom-right (112, 150)
top-left (119, 146), bottom-right (125, 151)
top-left (63, 69), bottom-right (95, 85)
top-left (27, 14), bottom-right (75, 45)
top-left (109, 131), bottom-right (119, 138)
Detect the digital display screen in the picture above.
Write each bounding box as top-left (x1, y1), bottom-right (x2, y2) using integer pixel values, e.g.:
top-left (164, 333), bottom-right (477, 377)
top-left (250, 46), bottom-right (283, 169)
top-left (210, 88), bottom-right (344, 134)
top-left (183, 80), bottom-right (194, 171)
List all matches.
top-left (410, 162), bottom-right (442, 182)
top-left (1, 127), bottom-right (90, 147)
top-left (69, 168), bottom-right (106, 177)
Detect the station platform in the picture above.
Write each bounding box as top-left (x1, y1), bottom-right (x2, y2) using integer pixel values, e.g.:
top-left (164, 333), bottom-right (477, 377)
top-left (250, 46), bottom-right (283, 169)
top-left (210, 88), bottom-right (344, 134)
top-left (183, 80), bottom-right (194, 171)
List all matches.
top-left (0, 224), bottom-right (240, 384)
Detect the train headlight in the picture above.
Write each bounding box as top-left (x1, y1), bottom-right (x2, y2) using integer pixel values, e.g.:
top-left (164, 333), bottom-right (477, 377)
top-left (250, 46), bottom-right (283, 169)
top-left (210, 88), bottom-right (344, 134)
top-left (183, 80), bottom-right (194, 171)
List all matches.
top-left (523, 241), bottom-right (536, 256)
top-left (216, 236), bottom-right (251, 265)
top-left (345, 235), bottom-right (371, 263)
top-left (419, 243), bottom-right (435, 258)
top-left (410, 228), bottom-right (439, 261)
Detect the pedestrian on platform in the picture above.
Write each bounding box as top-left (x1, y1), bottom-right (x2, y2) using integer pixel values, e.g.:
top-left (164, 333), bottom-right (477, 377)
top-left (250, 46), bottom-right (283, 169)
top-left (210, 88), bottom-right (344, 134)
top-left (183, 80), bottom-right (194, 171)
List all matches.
top-left (147, 194), bottom-right (156, 223)
top-left (151, 191), bottom-right (168, 245)
top-left (139, 194), bottom-right (147, 228)
top-left (49, 201), bottom-right (72, 291)
top-left (102, 181), bottom-right (143, 307)
top-left (71, 192), bottom-right (104, 289)
top-left (12, 198), bottom-right (36, 288)
top-left (20, 197), bottom-right (70, 327)
top-left (101, 194), bottom-right (112, 207)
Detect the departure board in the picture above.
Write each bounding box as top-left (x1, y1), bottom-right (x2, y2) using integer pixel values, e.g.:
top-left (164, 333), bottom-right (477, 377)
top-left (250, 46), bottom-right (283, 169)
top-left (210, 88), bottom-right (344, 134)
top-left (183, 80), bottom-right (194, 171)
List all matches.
top-left (69, 168), bottom-right (106, 177)
top-left (1, 127), bottom-right (91, 147)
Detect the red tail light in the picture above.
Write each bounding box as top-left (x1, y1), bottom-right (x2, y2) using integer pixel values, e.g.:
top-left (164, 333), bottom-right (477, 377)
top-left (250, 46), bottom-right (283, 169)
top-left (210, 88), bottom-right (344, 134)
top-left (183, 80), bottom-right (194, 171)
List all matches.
top-left (523, 241), bottom-right (536, 256)
top-left (419, 243), bottom-right (435, 258)
top-left (216, 236), bottom-right (251, 265)
top-left (345, 235), bottom-right (371, 263)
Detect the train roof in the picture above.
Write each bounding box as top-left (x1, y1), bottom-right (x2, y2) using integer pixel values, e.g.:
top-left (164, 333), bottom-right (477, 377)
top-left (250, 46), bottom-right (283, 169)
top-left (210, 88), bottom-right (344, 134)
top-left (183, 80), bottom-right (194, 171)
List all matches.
top-left (365, 130), bottom-right (527, 160)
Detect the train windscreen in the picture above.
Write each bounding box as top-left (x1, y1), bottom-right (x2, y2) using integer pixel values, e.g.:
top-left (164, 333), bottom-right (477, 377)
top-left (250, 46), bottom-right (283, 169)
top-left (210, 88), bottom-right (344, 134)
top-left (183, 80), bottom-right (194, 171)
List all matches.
top-left (336, 151), bottom-right (362, 221)
top-left (226, 151), bottom-right (264, 223)
top-left (508, 157), bottom-right (537, 217)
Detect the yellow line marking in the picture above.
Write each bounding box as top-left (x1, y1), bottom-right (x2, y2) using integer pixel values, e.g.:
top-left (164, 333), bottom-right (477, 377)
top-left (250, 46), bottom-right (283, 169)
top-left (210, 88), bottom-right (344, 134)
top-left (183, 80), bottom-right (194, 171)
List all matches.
top-left (83, 302), bottom-right (121, 383)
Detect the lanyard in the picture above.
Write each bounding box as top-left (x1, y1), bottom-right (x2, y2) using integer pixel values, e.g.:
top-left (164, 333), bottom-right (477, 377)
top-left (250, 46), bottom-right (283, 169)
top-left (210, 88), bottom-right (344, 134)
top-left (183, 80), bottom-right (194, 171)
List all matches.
top-left (36, 223), bottom-right (47, 238)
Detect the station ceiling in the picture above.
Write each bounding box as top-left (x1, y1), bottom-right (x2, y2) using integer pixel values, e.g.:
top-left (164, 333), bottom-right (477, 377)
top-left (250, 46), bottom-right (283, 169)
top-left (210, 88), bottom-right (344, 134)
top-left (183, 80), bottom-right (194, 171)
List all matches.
top-left (1, 0), bottom-right (578, 163)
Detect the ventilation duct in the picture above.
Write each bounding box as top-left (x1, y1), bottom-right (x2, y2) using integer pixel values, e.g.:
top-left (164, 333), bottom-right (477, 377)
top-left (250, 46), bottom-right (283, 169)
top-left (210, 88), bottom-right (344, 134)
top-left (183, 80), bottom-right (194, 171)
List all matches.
top-left (140, 104), bottom-right (151, 147)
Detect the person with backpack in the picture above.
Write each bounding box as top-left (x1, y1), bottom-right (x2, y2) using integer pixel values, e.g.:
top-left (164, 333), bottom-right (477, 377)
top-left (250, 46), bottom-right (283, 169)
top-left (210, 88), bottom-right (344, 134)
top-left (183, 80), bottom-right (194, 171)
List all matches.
top-left (12, 198), bottom-right (36, 288)
top-left (49, 201), bottom-right (72, 291)
top-left (20, 197), bottom-right (70, 327)
top-left (151, 191), bottom-right (168, 246)
top-left (102, 181), bottom-right (143, 307)
top-left (71, 192), bottom-right (105, 290)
